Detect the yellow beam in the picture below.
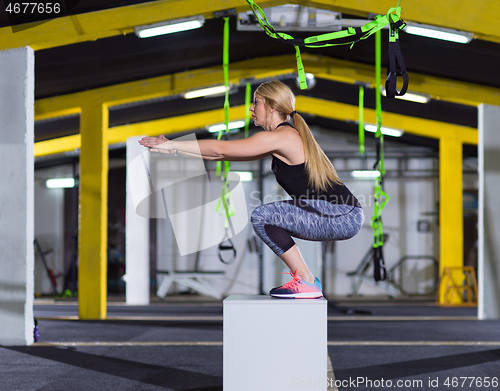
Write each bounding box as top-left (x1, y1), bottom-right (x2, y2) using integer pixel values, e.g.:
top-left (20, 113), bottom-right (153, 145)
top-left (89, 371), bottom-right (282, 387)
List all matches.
top-left (295, 96), bottom-right (478, 143)
top-left (0, 0), bottom-right (285, 51)
top-left (34, 105), bottom-right (249, 157)
top-left (35, 96), bottom-right (477, 157)
top-left (34, 55), bottom-right (500, 121)
top-left (34, 134), bottom-right (81, 157)
top-left (35, 97), bottom-right (478, 157)
top-left (78, 103), bottom-right (108, 320)
top-left (34, 107), bottom-right (81, 122)
top-left (34, 55), bottom-right (295, 116)
top-left (438, 135), bottom-right (465, 304)
top-left (297, 0), bottom-right (500, 44)
top-left (301, 54), bottom-right (500, 107)
top-left (108, 106), bottom-right (247, 143)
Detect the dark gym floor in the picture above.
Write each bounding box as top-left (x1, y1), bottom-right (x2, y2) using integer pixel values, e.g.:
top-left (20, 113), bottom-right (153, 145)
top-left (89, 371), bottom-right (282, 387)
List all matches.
top-left (1, 296), bottom-right (499, 391)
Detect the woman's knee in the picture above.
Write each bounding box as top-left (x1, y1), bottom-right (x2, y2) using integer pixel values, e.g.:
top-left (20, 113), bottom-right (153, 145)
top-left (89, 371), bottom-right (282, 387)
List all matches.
top-left (250, 205), bottom-right (266, 226)
top-left (348, 208), bottom-right (364, 237)
top-left (354, 208), bottom-right (364, 229)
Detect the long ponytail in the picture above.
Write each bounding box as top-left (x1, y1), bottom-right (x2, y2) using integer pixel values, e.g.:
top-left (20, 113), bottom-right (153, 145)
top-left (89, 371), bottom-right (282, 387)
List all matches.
top-left (292, 113), bottom-right (342, 191)
top-left (255, 80), bottom-right (342, 192)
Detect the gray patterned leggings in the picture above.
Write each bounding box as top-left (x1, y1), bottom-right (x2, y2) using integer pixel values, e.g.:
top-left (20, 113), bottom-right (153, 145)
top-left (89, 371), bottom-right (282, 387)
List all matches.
top-left (250, 199), bottom-right (364, 256)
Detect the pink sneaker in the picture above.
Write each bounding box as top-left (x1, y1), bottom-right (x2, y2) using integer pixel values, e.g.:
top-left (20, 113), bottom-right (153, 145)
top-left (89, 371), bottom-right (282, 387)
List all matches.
top-left (270, 270), bottom-right (323, 299)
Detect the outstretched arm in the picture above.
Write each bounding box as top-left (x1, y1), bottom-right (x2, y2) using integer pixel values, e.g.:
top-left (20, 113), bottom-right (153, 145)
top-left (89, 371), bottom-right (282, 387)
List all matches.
top-left (139, 131), bottom-right (284, 161)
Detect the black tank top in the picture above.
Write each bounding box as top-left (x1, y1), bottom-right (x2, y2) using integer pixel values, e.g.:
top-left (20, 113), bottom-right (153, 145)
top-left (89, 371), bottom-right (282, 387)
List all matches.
top-left (271, 123), bottom-right (361, 207)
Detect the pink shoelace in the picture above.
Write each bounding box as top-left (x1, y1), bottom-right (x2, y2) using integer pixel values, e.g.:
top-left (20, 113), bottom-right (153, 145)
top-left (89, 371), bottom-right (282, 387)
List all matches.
top-left (280, 270), bottom-right (302, 290)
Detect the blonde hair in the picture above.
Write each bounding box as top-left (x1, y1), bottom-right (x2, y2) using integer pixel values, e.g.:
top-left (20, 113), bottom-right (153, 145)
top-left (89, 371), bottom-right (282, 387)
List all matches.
top-left (255, 80), bottom-right (342, 191)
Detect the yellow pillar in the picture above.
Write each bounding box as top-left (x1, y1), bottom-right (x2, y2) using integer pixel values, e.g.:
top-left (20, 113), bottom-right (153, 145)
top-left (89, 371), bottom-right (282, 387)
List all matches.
top-left (78, 103), bottom-right (109, 319)
top-left (438, 135), bottom-right (464, 304)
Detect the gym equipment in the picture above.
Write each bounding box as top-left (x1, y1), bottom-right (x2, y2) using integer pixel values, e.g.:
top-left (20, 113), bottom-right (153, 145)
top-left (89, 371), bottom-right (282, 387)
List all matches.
top-left (156, 270), bottom-right (225, 300)
top-left (34, 239), bottom-right (58, 295)
top-left (347, 235), bottom-right (439, 297)
top-left (439, 266), bottom-right (478, 306)
top-left (347, 234), bottom-right (397, 296)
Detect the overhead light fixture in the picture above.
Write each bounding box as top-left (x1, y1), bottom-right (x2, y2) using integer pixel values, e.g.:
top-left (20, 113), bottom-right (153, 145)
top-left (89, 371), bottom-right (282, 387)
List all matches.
top-left (350, 170), bottom-right (381, 179)
top-left (46, 178), bottom-right (75, 188)
top-left (207, 120), bottom-right (246, 133)
top-left (238, 6), bottom-right (342, 32)
top-left (183, 85), bottom-right (229, 99)
top-left (233, 171), bottom-right (253, 182)
top-left (365, 124), bottom-right (404, 138)
top-left (135, 16), bottom-right (204, 38)
top-left (382, 89), bottom-right (430, 104)
top-left (404, 22), bottom-right (473, 44)
top-left (295, 73), bottom-right (316, 90)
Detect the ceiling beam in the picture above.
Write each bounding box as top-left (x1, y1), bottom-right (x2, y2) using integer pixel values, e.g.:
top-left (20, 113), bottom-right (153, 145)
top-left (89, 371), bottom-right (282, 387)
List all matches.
top-left (34, 55), bottom-right (296, 120)
top-left (34, 97), bottom-right (476, 157)
top-left (34, 54), bottom-right (500, 122)
top-left (298, 0), bottom-right (500, 44)
top-left (110, 97), bottom-right (477, 144)
top-left (34, 134), bottom-right (80, 157)
top-left (0, 0), bottom-right (284, 51)
top-left (2, 0), bottom-right (499, 51)
top-left (301, 54), bottom-right (500, 107)
top-left (107, 106), bottom-right (247, 145)
top-left (295, 96), bottom-right (477, 145)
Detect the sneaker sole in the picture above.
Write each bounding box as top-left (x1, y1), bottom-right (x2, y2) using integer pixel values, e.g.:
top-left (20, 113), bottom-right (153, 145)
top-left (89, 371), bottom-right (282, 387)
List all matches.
top-left (270, 292), bottom-right (323, 299)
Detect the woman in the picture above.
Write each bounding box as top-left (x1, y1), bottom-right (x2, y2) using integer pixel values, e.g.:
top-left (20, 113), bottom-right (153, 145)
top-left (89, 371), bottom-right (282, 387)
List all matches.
top-left (139, 80), bottom-right (363, 299)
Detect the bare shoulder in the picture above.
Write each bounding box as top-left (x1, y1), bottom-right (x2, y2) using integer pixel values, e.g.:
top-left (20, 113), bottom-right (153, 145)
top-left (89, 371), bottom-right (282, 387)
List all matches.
top-left (276, 124), bottom-right (301, 138)
top-left (272, 124), bottom-right (305, 165)
top-left (249, 126), bottom-right (300, 146)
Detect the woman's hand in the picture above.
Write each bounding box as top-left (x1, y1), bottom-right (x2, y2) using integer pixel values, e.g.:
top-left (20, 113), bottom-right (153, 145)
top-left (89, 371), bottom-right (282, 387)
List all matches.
top-left (138, 135), bottom-right (176, 154)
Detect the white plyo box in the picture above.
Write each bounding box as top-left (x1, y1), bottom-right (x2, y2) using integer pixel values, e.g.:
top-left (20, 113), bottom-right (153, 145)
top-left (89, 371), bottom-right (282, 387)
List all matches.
top-left (223, 295), bottom-right (327, 391)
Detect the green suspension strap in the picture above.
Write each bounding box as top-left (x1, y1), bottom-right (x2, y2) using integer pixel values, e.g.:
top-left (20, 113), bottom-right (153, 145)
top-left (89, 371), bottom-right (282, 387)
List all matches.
top-left (222, 16), bottom-right (230, 142)
top-left (358, 85), bottom-right (365, 155)
top-left (217, 17), bottom-right (231, 148)
top-left (217, 82), bottom-right (252, 246)
top-left (215, 16), bottom-right (236, 237)
top-left (212, 16), bottom-right (237, 264)
top-left (370, 29), bottom-right (389, 281)
top-left (244, 0), bottom-right (406, 92)
top-left (244, 82), bottom-right (251, 139)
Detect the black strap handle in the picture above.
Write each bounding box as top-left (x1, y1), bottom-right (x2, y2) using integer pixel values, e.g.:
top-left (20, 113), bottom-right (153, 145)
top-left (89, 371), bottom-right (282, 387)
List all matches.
top-left (218, 237), bottom-right (237, 265)
top-left (385, 28), bottom-right (409, 99)
top-left (373, 245), bottom-right (387, 281)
